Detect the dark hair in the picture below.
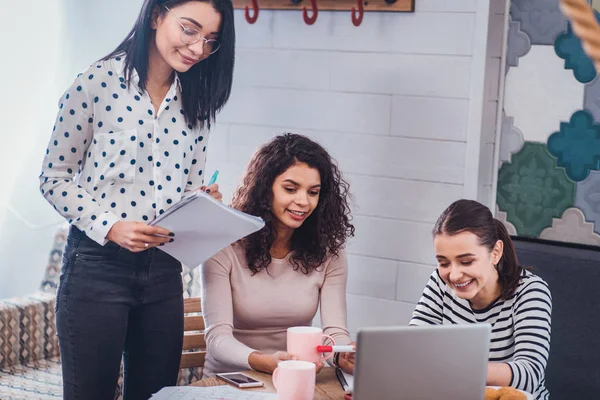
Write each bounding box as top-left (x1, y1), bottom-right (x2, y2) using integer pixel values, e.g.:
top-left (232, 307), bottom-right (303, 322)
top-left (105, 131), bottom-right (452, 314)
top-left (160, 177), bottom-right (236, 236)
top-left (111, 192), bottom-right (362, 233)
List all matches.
top-left (231, 133), bottom-right (355, 274)
top-left (433, 199), bottom-right (523, 299)
top-left (103, 0), bottom-right (234, 131)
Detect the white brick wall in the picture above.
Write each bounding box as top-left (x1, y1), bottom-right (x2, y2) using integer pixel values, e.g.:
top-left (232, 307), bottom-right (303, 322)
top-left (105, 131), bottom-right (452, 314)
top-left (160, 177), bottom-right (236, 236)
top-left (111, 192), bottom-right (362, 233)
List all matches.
top-left (205, 1), bottom-right (503, 337)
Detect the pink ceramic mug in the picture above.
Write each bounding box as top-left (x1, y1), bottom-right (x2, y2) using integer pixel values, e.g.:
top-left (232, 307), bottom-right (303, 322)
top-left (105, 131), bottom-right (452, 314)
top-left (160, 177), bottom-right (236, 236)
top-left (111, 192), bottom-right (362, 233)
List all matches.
top-left (287, 326), bottom-right (336, 363)
top-left (272, 360), bottom-right (316, 400)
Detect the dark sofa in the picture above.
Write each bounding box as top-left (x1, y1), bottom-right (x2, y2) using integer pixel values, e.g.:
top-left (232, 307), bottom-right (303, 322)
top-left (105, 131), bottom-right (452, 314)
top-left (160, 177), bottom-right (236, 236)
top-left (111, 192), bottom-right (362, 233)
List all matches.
top-left (513, 237), bottom-right (600, 399)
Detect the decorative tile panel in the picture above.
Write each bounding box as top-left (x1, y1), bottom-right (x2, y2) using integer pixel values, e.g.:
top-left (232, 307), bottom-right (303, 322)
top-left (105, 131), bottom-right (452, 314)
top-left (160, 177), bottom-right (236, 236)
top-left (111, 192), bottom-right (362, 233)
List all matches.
top-left (504, 46), bottom-right (584, 143)
top-left (554, 10), bottom-right (600, 83)
top-left (495, 206), bottom-right (518, 235)
top-left (583, 75), bottom-right (600, 122)
top-left (510, 0), bottom-right (568, 45)
top-left (497, 142), bottom-right (576, 237)
top-left (540, 207), bottom-right (600, 245)
top-left (547, 110), bottom-right (600, 182)
top-left (499, 112), bottom-right (526, 166)
top-left (575, 170), bottom-right (600, 234)
top-left (506, 19), bottom-right (532, 69)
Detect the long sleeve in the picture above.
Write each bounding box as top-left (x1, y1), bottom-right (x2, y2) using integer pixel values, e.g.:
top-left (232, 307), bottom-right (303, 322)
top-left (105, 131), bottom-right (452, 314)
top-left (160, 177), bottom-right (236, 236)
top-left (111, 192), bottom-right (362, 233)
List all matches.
top-left (506, 279), bottom-right (552, 395)
top-left (184, 131), bottom-right (210, 193)
top-left (319, 250), bottom-right (351, 367)
top-left (201, 256), bottom-right (255, 371)
top-left (409, 269), bottom-right (445, 326)
top-left (39, 74), bottom-right (120, 245)
top-left (319, 250), bottom-right (351, 346)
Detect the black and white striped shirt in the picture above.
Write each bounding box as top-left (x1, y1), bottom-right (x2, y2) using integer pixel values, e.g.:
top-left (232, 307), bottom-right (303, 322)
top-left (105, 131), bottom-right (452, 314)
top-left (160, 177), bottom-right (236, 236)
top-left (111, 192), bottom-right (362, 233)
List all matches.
top-left (410, 269), bottom-right (552, 400)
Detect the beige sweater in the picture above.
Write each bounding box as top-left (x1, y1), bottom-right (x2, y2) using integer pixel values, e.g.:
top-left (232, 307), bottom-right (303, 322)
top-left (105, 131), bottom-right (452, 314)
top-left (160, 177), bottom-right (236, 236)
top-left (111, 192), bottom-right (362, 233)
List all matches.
top-left (200, 244), bottom-right (351, 376)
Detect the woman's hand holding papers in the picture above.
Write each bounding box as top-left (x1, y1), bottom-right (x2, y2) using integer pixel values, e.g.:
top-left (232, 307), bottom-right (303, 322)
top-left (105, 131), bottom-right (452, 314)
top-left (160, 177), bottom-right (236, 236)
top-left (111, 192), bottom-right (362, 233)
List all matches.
top-left (107, 221), bottom-right (173, 252)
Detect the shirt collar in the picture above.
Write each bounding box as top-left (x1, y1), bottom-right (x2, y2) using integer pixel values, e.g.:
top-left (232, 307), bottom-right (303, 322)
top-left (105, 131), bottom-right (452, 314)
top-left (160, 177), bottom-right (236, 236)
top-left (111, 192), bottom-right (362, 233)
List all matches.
top-left (112, 56), bottom-right (182, 93)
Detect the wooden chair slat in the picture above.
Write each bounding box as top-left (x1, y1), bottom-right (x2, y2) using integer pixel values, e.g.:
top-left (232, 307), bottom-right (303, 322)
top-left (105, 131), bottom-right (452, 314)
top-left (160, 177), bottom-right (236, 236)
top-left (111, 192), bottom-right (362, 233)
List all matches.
top-left (184, 316), bottom-right (205, 331)
top-left (184, 298), bottom-right (202, 313)
top-left (180, 351), bottom-right (206, 369)
top-left (183, 333), bottom-right (206, 351)
top-left (181, 298), bottom-right (206, 369)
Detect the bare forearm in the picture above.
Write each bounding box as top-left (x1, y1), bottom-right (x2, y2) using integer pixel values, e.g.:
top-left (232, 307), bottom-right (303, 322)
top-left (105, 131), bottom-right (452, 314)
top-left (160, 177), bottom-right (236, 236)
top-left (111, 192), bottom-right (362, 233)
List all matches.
top-left (248, 351), bottom-right (298, 374)
top-left (248, 351), bottom-right (279, 374)
top-left (248, 352), bottom-right (269, 373)
top-left (487, 362), bottom-right (512, 386)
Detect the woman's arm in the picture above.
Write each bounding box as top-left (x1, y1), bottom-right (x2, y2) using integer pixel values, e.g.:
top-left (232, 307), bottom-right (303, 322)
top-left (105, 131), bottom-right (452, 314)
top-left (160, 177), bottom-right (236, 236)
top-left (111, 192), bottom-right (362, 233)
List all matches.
top-left (319, 250), bottom-right (352, 370)
top-left (409, 269), bottom-right (445, 326)
top-left (201, 254), bottom-right (257, 371)
top-left (39, 73), bottom-right (120, 245)
top-left (319, 250), bottom-right (352, 345)
top-left (500, 279), bottom-right (552, 393)
top-left (486, 363), bottom-right (513, 386)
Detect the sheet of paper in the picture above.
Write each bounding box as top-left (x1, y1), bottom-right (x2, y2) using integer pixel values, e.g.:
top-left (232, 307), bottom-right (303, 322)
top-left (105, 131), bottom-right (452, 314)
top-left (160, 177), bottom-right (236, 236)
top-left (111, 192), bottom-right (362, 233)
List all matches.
top-left (149, 191), bottom-right (264, 267)
top-left (150, 385), bottom-right (278, 400)
top-left (342, 370), bottom-right (354, 391)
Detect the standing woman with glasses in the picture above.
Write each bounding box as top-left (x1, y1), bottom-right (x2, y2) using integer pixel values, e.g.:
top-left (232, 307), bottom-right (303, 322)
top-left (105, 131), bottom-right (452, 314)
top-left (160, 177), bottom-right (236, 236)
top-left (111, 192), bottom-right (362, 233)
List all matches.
top-left (39, 1), bottom-right (234, 399)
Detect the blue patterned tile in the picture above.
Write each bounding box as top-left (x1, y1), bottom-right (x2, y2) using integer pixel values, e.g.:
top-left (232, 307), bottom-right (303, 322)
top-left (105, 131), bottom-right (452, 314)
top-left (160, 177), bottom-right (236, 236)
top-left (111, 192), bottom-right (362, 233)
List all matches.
top-left (547, 110), bottom-right (600, 181)
top-left (555, 10), bottom-right (600, 83)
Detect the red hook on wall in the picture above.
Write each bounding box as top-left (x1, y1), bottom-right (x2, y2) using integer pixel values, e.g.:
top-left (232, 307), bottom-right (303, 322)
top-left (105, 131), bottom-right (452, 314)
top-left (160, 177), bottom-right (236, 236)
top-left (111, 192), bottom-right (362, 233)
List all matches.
top-left (245, 0), bottom-right (259, 24)
top-left (352, 0), bottom-right (364, 26)
top-left (303, 0), bottom-right (318, 25)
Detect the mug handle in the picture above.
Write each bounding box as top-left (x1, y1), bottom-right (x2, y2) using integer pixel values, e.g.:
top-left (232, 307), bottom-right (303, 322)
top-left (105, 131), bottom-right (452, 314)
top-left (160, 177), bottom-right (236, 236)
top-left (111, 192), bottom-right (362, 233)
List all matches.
top-left (272, 367), bottom-right (280, 391)
top-left (319, 335), bottom-right (336, 361)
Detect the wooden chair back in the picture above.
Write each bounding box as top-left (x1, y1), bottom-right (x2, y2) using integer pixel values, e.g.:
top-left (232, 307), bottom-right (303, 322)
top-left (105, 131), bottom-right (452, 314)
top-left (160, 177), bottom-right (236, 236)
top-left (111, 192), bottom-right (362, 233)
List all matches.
top-left (180, 297), bottom-right (206, 369)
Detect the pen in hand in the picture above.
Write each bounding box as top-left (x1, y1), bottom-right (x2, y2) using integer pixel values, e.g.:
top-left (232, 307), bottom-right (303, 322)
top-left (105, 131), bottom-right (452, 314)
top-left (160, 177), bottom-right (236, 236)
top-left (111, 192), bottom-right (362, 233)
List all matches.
top-left (205, 170), bottom-right (219, 192)
top-left (200, 170), bottom-right (220, 194)
top-left (317, 345), bottom-right (355, 353)
top-left (208, 170), bottom-right (219, 186)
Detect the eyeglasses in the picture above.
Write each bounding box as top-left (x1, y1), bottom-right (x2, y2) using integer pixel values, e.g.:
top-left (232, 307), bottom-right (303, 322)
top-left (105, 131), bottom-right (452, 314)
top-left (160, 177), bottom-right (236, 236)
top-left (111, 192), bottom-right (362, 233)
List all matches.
top-left (164, 6), bottom-right (221, 55)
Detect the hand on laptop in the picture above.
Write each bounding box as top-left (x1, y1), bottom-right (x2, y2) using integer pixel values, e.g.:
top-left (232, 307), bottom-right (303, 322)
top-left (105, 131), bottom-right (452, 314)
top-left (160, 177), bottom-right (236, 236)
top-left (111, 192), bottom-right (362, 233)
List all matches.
top-left (338, 342), bottom-right (356, 374)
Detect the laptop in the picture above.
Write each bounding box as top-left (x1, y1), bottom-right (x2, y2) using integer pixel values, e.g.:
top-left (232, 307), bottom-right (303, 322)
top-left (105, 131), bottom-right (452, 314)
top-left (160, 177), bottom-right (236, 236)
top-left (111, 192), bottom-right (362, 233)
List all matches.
top-left (352, 324), bottom-right (491, 400)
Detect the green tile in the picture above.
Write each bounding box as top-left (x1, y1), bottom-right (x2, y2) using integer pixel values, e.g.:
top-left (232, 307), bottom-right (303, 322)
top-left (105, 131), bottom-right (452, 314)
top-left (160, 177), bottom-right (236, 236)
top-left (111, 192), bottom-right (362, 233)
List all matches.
top-left (497, 142), bottom-right (576, 237)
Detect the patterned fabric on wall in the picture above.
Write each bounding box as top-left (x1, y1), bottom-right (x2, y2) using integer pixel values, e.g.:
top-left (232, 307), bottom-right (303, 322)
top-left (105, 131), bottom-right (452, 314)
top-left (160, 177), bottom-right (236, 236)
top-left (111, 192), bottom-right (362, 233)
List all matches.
top-left (499, 0), bottom-right (600, 246)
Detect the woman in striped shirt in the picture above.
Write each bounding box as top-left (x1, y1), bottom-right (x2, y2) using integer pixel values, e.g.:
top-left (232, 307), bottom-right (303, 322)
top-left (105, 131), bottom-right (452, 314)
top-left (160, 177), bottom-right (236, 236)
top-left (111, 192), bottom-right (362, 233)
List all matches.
top-left (410, 199), bottom-right (552, 400)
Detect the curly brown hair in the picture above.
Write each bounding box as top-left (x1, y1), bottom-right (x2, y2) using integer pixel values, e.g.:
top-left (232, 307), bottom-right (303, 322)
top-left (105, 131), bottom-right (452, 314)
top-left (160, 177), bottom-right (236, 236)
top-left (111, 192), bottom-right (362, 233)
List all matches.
top-left (231, 133), bottom-right (355, 274)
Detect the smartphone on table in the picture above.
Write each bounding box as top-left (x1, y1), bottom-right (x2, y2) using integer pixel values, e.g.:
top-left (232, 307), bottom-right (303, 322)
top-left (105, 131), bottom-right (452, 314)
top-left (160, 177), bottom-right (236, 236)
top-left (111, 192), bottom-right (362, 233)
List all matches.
top-left (216, 372), bottom-right (264, 388)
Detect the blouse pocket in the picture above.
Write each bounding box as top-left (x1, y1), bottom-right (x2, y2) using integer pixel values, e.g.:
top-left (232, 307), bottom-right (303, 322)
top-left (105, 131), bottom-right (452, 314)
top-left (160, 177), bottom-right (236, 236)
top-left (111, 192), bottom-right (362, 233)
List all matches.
top-left (93, 129), bottom-right (137, 184)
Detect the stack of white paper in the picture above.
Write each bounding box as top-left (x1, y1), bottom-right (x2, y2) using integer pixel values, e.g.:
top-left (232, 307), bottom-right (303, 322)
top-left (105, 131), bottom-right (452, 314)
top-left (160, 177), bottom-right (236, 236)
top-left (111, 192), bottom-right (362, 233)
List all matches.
top-left (150, 385), bottom-right (278, 400)
top-left (149, 191), bottom-right (264, 268)
top-left (342, 370), bottom-right (354, 391)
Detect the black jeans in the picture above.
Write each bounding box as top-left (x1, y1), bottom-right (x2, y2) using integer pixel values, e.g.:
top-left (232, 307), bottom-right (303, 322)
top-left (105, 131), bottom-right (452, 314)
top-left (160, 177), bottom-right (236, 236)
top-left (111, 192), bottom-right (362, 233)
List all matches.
top-left (56, 226), bottom-right (184, 400)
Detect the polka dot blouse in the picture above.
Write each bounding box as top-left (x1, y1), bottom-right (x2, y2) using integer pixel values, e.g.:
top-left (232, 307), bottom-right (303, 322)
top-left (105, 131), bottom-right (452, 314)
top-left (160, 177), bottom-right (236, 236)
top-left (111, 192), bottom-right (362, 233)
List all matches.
top-left (39, 57), bottom-right (210, 245)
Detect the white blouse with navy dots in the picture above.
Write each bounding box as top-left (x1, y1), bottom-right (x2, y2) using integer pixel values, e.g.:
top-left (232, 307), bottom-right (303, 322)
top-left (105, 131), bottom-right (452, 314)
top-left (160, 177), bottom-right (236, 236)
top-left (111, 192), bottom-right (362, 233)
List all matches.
top-left (40, 57), bottom-right (210, 245)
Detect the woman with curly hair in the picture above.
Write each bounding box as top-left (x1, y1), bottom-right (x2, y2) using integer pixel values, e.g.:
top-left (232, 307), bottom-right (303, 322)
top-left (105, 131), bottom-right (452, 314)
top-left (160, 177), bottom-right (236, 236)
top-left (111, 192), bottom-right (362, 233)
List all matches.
top-left (201, 133), bottom-right (356, 377)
